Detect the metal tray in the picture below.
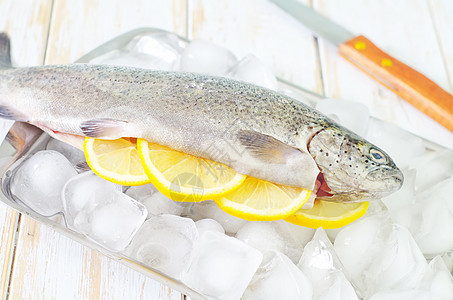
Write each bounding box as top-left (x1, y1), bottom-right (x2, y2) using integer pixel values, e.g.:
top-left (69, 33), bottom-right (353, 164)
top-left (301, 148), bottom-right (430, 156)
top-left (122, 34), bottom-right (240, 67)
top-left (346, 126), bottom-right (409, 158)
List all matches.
top-left (0, 27), bottom-right (447, 299)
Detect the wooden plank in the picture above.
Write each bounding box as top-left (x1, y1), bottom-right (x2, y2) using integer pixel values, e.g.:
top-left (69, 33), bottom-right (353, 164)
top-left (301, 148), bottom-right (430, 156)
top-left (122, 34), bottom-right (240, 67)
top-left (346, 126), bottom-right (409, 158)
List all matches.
top-left (8, 217), bottom-right (185, 299)
top-left (0, 0), bottom-right (53, 66)
top-left (0, 204), bottom-right (18, 299)
top-left (45, 0), bottom-right (188, 64)
top-left (190, 0), bottom-right (323, 94)
top-left (314, 0), bottom-right (453, 149)
top-left (8, 0), bottom-right (188, 299)
top-left (0, 0), bottom-right (54, 298)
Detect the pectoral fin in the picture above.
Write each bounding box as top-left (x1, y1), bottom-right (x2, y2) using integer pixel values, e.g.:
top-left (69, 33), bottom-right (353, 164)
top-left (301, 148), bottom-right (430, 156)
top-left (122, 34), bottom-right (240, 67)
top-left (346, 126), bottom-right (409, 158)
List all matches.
top-left (238, 130), bottom-right (305, 164)
top-left (75, 161), bottom-right (91, 172)
top-left (80, 118), bottom-right (129, 139)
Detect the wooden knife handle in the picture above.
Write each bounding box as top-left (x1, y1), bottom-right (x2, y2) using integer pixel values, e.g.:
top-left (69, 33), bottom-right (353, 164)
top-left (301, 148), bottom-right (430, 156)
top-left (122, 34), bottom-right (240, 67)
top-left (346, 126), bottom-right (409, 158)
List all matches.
top-left (339, 35), bottom-right (453, 132)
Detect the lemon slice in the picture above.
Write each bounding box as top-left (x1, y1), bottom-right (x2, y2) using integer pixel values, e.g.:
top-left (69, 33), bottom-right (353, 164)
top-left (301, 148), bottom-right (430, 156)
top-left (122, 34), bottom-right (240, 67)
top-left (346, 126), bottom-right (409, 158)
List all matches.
top-left (137, 138), bottom-right (246, 202)
top-left (214, 177), bottom-right (311, 221)
top-left (285, 200), bottom-right (369, 229)
top-left (83, 137), bottom-right (151, 186)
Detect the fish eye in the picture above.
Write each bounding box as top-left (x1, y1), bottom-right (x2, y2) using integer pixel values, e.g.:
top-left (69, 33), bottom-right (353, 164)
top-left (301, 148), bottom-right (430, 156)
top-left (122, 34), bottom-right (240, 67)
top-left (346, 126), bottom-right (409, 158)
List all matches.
top-left (369, 148), bottom-right (387, 164)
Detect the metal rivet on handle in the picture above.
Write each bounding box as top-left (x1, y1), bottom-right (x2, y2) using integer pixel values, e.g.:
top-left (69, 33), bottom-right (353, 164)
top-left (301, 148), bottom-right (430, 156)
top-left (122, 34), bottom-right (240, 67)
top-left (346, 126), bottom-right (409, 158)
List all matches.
top-left (381, 58), bottom-right (393, 67)
top-left (354, 41), bottom-right (366, 50)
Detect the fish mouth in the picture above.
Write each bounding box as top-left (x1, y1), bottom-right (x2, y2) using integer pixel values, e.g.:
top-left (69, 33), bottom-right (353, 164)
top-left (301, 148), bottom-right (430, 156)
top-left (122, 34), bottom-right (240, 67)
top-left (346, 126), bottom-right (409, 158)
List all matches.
top-left (313, 172), bottom-right (372, 202)
top-left (314, 167), bottom-right (404, 202)
top-left (364, 167), bottom-right (404, 193)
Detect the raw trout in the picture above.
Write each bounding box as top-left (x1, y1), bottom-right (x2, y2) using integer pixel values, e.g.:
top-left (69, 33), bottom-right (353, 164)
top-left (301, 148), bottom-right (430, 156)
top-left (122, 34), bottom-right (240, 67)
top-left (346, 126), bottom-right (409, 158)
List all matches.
top-left (0, 33), bottom-right (403, 201)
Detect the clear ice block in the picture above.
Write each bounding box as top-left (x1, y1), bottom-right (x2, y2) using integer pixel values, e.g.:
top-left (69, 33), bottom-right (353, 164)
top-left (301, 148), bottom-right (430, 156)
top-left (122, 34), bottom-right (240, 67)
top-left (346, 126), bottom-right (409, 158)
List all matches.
top-left (125, 184), bottom-right (189, 218)
top-left (46, 138), bottom-right (86, 167)
top-left (180, 40), bottom-right (237, 75)
top-left (125, 214), bottom-right (198, 280)
top-left (411, 177), bottom-right (453, 257)
top-left (236, 220), bottom-right (314, 263)
top-left (243, 250), bottom-right (312, 300)
top-left (409, 149), bottom-right (453, 191)
top-left (368, 256), bottom-right (453, 299)
top-left (195, 218), bottom-right (225, 235)
top-left (10, 150), bottom-right (77, 216)
top-left (336, 214), bottom-right (428, 297)
top-left (334, 213), bottom-right (394, 290)
top-left (182, 231), bottom-right (262, 300)
top-left (126, 32), bottom-right (185, 70)
top-left (298, 228), bottom-right (358, 299)
top-left (365, 118), bottom-right (425, 169)
top-left (315, 98), bottom-right (370, 137)
top-left (62, 172), bottom-right (146, 251)
top-left (189, 200), bottom-right (247, 234)
top-left (228, 54), bottom-right (278, 90)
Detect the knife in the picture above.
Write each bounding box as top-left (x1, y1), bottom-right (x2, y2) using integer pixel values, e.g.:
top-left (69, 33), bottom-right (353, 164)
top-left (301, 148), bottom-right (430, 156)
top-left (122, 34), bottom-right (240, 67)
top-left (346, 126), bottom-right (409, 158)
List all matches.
top-left (270, 0), bottom-right (453, 133)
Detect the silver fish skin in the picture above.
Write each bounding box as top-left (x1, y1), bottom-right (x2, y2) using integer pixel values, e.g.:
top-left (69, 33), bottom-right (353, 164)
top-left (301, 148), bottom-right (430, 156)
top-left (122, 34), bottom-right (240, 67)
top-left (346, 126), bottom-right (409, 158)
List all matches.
top-left (0, 35), bottom-right (403, 201)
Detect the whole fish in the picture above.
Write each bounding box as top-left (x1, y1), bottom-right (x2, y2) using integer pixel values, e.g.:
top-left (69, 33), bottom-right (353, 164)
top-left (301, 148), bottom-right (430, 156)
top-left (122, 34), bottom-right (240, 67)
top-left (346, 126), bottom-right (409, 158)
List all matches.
top-left (0, 33), bottom-right (403, 202)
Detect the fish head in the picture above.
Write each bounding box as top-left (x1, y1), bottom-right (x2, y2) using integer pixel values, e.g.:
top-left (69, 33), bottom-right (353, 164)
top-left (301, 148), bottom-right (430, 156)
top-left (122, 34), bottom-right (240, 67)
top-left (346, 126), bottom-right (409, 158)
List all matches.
top-left (308, 126), bottom-right (403, 202)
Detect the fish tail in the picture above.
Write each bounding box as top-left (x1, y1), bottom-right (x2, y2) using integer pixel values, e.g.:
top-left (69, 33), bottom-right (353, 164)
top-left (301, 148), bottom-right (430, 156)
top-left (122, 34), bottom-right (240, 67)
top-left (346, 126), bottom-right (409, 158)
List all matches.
top-left (0, 32), bottom-right (12, 68)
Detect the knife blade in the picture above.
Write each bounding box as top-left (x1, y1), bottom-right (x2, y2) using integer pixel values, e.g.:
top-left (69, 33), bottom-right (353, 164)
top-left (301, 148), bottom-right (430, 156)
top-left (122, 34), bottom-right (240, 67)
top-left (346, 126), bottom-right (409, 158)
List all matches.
top-left (270, 0), bottom-right (453, 133)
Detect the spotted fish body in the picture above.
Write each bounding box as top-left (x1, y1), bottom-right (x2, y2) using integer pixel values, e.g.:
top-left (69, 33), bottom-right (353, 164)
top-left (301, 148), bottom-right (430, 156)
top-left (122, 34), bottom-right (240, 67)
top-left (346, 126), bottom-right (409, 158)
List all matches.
top-left (0, 33), bottom-right (403, 201)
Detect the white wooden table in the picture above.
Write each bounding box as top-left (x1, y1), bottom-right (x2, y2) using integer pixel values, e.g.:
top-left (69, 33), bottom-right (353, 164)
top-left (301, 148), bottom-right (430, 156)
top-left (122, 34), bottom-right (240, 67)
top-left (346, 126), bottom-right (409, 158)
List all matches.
top-left (0, 0), bottom-right (452, 299)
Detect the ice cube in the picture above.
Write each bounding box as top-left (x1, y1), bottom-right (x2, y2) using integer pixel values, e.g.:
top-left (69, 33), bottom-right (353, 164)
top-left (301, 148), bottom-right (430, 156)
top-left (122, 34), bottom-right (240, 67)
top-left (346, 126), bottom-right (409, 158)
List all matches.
top-left (195, 218), bottom-right (225, 235)
top-left (62, 171), bottom-right (121, 227)
top-left (424, 256), bottom-right (453, 299)
top-left (91, 50), bottom-right (178, 71)
top-left (89, 198), bottom-right (146, 251)
top-left (278, 87), bottom-right (317, 107)
top-left (189, 200), bottom-right (247, 234)
top-left (334, 213), bottom-right (394, 288)
top-left (315, 98), bottom-right (370, 136)
top-left (409, 149), bottom-right (453, 192)
top-left (273, 221), bottom-right (315, 261)
top-left (236, 221), bottom-right (314, 263)
top-left (227, 54), bottom-right (278, 90)
top-left (382, 168), bottom-right (416, 212)
top-left (46, 138), bottom-right (86, 167)
top-left (182, 231), bottom-right (262, 299)
top-left (369, 256), bottom-right (453, 300)
top-left (125, 214), bottom-right (198, 280)
top-left (365, 118), bottom-right (425, 169)
top-left (125, 184), bottom-right (189, 217)
top-left (325, 228), bottom-right (343, 242)
top-left (334, 211), bottom-right (429, 296)
top-left (243, 251), bottom-right (312, 300)
top-left (10, 150), bottom-right (77, 216)
top-left (62, 172), bottom-right (146, 251)
top-left (369, 225), bottom-right (428, 293)
top-left (369, 289), bottom-right (430, 300)
top-left (179, 40), bottom-right (237, 75)
top-left (126, 32), bottom-right (185, 70)
top-left (441, 251), bottom-right (453, 273)
top-left (411, 177), bottom-right (453, 257)
top-left (317, 271), bottom-right (359, 300)
top-left (235, 222), bottom-right (286, 257)
top-left (298, 228), bottom-right (358, 299)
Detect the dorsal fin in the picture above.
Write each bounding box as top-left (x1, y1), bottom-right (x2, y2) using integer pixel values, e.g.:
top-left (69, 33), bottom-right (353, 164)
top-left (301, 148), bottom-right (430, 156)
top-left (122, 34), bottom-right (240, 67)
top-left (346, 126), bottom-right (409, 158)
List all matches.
top-left (0, 32), bottom-right (12, 68)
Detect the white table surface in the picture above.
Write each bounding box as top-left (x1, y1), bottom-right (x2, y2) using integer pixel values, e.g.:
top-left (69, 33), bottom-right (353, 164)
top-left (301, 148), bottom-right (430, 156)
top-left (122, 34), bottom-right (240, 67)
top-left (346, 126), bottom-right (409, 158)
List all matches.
top-left (0, 0), bottom-right (452, 299)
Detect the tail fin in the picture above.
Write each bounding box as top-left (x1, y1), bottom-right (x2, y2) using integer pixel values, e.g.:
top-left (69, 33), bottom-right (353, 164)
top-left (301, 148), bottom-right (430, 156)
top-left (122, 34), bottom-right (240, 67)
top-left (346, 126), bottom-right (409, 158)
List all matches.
top-left (0, 33), bottom-right (12, 68)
